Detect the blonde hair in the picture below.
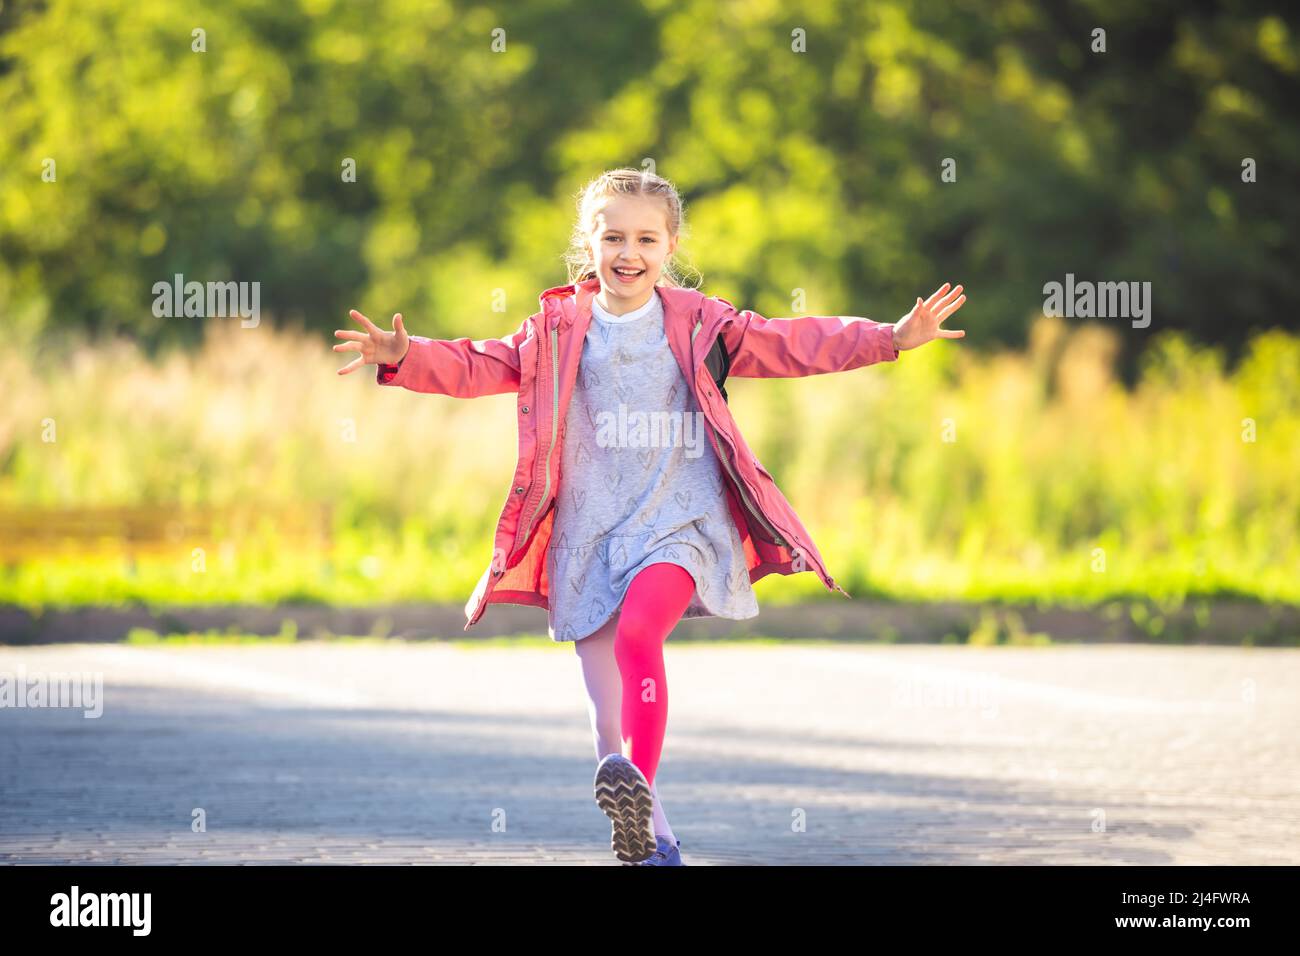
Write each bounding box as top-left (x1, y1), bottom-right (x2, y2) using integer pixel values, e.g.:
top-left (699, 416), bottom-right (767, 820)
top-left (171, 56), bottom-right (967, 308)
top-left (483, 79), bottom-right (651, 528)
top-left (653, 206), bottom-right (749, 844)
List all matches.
top-left (564, 167), bottom-right (699, 288)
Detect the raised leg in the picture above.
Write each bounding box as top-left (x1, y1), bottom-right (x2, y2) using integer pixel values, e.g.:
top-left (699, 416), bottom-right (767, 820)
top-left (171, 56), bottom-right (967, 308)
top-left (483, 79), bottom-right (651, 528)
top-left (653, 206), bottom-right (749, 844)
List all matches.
top-left (613, 562), bottom-right (695, 789)
top-left (574, 604), bottom-right (678, 844)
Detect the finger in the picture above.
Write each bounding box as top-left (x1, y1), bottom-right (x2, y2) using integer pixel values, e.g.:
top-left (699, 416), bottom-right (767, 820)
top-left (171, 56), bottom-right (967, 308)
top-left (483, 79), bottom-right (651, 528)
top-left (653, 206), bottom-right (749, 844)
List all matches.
top-left (936, 284), bottom-right (964, 309)
top-left (937, 294), bottom-right (967, 320)
top-left (335, 329), bottom-right (368, 342)
top-left (924, 283), bottom-right (951, 308)
top-left (929, 286), bottom-right (959, 313)
top-left (392, 312), bottom-right (405, 334)
top-left (333, 341), bottom-right (363, 353)
top-left (937, 328), bottom-right (965, 338)
top-left (337, 356), bottom-right (366, 375)
top-left (349, 309), bottom-right (381, 335)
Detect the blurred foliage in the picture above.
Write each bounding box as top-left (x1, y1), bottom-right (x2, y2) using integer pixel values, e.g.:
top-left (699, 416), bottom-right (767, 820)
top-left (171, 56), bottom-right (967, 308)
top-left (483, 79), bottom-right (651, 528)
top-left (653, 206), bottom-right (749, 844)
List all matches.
top-left (1, 0), bottom-right (1297, 380)
top-left (0, 317), bottom-right (1294, 607)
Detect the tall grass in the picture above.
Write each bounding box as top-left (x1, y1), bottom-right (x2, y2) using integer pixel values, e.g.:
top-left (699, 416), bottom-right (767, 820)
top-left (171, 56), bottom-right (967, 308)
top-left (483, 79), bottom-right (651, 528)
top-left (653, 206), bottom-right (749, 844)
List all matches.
top-left (1, 315), bottom-right (1295, 609)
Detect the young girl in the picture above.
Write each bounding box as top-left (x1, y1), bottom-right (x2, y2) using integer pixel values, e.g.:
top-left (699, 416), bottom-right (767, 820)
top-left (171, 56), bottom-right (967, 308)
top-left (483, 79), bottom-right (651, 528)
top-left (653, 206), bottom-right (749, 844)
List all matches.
top-left (334, 168), bottom-right (966, 865)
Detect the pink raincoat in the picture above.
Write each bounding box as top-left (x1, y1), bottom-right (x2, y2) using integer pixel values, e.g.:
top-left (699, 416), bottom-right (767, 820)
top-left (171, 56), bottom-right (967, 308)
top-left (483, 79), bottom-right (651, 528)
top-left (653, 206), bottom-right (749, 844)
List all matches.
top-left (376, 277), bottom-right (899, 629)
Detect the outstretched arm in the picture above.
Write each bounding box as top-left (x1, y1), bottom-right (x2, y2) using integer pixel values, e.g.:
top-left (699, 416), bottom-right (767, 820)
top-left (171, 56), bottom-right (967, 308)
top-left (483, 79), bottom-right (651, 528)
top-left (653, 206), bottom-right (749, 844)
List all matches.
top-left (334, 309), bottom-right (533, 399)
top-left (718, 283), bottom-right (966, 378)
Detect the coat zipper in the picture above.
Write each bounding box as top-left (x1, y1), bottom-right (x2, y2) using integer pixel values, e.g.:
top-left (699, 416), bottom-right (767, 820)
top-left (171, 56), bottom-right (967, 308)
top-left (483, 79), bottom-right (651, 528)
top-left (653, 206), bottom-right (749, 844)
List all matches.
top-left (513, 322), bottom-right (559, 558)
top-left (692, 319), bottom-right (788, 548)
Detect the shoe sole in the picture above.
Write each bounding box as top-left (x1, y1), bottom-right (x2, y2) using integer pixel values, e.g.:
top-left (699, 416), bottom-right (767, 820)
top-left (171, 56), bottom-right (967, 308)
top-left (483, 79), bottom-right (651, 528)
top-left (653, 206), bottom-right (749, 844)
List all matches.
top-left (594, 756), bottom-right (656, 863)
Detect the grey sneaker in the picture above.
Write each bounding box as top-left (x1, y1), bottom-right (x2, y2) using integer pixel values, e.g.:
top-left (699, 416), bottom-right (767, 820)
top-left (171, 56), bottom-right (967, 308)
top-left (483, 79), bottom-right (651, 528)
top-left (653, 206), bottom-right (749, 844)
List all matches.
top-left (625, 834), bottom-right (686, 866)
top-left (593, 753), bottom-right (656, 863)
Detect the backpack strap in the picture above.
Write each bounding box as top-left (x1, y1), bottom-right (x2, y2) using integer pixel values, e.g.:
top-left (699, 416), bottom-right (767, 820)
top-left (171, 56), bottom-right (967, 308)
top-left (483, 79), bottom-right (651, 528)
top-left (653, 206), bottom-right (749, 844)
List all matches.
top-left (700, 295), bottom-right (737, 403)
top-left (702, 330), bottom-right (732, 403)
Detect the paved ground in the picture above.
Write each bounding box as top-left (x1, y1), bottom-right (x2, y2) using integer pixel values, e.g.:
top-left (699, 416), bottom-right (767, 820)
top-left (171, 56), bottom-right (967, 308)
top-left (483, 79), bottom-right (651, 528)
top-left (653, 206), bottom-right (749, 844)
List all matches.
top-left (1, 639), bottom-right (1296, 864)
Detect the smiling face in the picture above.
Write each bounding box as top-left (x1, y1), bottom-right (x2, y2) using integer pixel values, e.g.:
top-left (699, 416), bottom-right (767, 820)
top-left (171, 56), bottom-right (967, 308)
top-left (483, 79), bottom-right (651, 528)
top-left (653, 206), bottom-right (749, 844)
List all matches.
top-left (586, 194), bottom-right (678, 315)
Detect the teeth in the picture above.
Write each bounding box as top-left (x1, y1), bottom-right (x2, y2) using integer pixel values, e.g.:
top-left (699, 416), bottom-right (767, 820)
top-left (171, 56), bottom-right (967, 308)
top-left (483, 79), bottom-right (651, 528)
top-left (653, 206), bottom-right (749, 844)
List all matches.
top-left (615, 267), bottom-right (643, 275)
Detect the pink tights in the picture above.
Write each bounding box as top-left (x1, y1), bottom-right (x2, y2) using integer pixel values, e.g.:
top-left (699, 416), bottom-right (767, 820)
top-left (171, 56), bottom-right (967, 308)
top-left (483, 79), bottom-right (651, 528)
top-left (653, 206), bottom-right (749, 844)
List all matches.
top-left (573, 562), bottom-right (695, 833)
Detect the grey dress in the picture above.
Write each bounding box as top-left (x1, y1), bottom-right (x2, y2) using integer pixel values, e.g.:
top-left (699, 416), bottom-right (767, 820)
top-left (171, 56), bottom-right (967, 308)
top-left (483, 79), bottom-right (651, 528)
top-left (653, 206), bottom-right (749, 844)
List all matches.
top-left (545, 289), bottom-right (760, 642)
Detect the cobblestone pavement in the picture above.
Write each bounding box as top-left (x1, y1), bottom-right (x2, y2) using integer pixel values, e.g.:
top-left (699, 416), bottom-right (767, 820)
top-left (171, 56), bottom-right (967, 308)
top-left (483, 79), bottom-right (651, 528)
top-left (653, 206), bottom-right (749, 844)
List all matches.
top-left (1, 640), bottom-right (1296, 864)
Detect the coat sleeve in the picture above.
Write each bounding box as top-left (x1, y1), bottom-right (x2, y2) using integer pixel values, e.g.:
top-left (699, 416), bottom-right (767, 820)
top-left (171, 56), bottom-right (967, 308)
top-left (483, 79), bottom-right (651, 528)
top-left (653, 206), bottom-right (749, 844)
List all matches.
top-left (713, 297), bottom-right (899, 378)
top-left (376, 314), bottom-right (534, 398)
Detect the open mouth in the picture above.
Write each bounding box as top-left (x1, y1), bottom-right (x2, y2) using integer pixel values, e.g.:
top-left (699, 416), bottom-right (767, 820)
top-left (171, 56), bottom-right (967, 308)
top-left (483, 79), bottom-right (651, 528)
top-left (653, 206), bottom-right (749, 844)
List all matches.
top-left (612, 266), bottom-right (645, 281)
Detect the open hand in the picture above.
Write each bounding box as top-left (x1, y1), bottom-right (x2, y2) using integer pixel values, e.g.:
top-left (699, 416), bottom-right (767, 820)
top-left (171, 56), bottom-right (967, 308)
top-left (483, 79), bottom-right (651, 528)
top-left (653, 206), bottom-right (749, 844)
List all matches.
top-left (892, 283), bottom-right (966, 351)
top-left (334, 310), bottom-right (410, 374)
